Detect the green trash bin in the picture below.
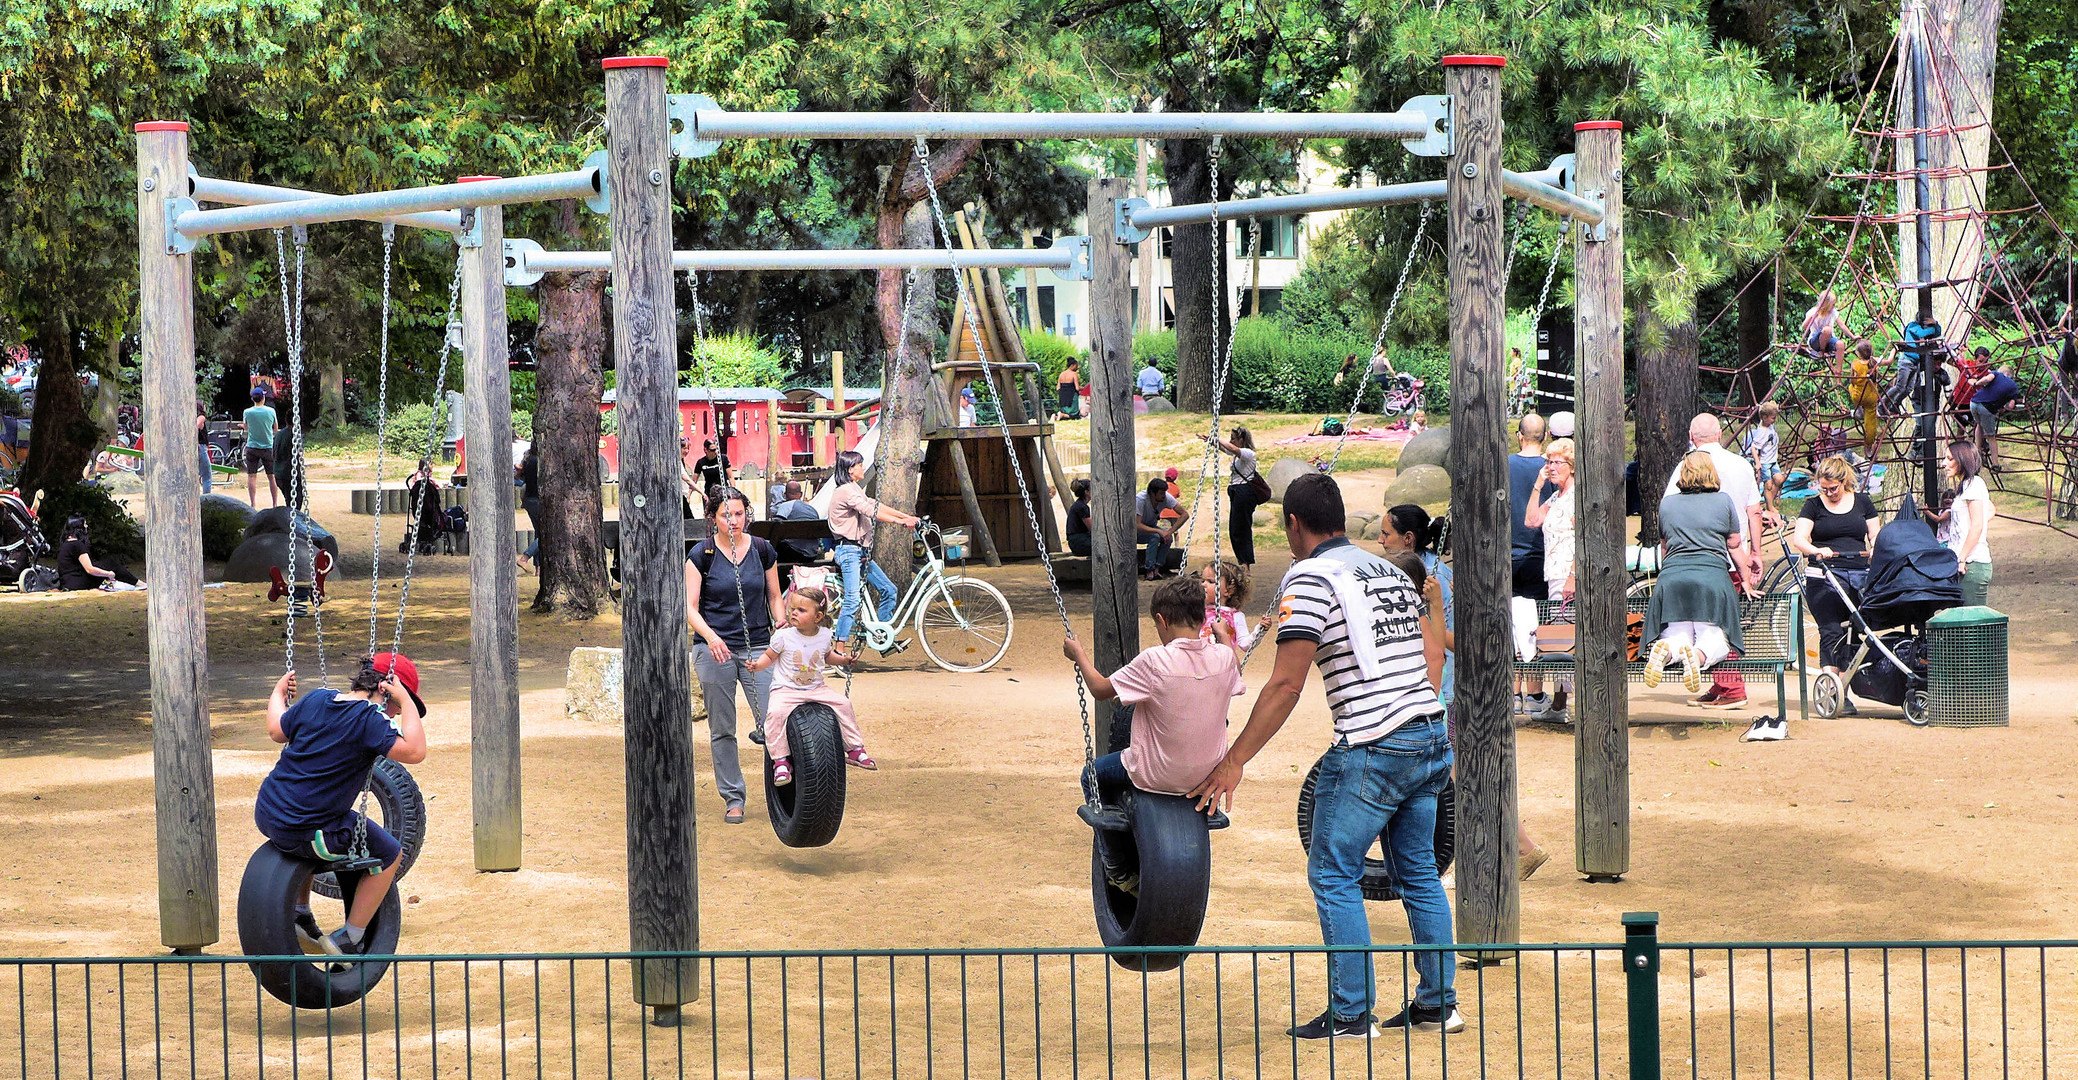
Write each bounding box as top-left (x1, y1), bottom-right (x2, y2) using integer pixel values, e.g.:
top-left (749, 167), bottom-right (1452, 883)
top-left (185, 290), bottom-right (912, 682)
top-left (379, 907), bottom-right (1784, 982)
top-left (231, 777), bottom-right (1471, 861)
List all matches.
top-left (1926, 606), bottom-right (2008, 728)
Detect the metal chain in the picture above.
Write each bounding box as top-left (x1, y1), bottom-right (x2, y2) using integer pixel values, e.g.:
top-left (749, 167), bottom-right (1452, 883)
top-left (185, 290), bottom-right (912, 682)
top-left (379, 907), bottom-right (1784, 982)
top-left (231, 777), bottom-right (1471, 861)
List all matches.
top-left (366, 225), bottom-right (397, 656)
top-left (275, 227), bottom-right (326, 687)
top-left (1328, 199), bottom-right (1434, 473)
top-left (389, 258), bottom-right (465, 659)
top-left (912, 137), bottom-right (1095, 798)
top-left (1522, 226), bottom-right (1570, 410)
top-left (686, 268), bottom-right (766, 737)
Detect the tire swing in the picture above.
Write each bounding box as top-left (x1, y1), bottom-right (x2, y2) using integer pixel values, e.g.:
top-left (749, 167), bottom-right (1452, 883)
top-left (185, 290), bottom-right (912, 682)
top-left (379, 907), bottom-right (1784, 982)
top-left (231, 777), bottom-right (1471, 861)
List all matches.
top-left (238, 226), bottom-right (459, 1008)
top-left (1293, 757), bottom-right (1456, 901)
top-left (764, 702), bottom-right (848, 847)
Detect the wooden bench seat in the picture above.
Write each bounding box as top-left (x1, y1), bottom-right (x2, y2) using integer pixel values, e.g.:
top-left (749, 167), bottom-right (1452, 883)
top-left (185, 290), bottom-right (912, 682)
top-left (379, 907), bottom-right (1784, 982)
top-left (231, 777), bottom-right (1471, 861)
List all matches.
top-left (1512, 591), bottom-right (1807, 722)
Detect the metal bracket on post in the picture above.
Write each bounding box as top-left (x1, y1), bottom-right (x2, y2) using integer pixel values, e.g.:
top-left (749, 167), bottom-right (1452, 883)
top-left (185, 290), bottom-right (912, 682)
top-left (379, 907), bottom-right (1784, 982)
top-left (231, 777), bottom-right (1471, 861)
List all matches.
top-left (1550, 153), bottom-right (1577, 193)
top-left (457, 207), bottom-right (484, 250)
top-left (1056, 236), bottom-right (1093, 281)
top-left (670, 94), bottom-right (723, 159)
top-left (1582, 190), bottom-right (1609, 242)
top-left (1400, 95), bottom-right (1453, 157)
top-left (504, 237), bottom-right (546, 287)
top-left (1114, 198), bottom-right (1152, 245)
top-left (165, 197), bottom-right (199, 255)
top-left (583, 150), bottom-right (613, 214)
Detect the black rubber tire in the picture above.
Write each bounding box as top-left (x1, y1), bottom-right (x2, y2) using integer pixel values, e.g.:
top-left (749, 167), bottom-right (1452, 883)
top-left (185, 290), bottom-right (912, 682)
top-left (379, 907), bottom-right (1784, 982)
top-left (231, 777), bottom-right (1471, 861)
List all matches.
top-left (1295, 757), bottom-right (1456, 903)
top-left (1090, 788), bottom-right (1211, 972)
top-left (765, 703), bottom-right (848, 848)
top-left (237, 844), bottom-right (402, 1009)
top-left (312, 758), bottom-right (425, 900)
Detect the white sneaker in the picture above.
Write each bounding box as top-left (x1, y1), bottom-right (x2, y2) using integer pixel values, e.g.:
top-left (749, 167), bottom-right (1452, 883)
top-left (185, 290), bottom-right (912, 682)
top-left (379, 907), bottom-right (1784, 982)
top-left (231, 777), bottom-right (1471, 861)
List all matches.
top-left (1523, 693), bottom-right (1550, 715)
top-left (1742, 717), bottom-right (1786, 742)
top-left (1759, 719), bottom-right (1787, 741)
top-left (1642, 641), bottom-right (1672, 688)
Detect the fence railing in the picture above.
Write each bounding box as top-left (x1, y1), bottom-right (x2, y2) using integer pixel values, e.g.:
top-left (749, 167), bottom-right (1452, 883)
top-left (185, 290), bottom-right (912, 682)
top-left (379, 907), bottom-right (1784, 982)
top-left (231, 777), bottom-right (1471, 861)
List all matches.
top-left (8, 917), bottom-right (2078, 1079)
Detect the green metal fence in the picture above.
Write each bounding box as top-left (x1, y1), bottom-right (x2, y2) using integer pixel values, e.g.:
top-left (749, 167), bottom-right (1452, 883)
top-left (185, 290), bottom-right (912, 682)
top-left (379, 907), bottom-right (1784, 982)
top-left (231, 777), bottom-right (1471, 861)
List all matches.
top-left (7, 916), bottom-right (2078, 1078)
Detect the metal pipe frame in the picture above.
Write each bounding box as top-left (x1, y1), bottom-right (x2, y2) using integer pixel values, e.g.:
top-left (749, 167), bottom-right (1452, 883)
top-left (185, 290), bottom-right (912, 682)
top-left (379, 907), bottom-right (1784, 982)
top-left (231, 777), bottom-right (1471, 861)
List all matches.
top-left (188, 172), bottom-right (464, 233)
top-left (173, 168), bottom-right (600, 239)
top-left (1118, 163), bottom-right (1590, 238)
top-left (528, 247), bottom-right (1074, 273)
top-left (1500, 170), bottom-right (1605, 225)
top-left (692, 110), bottom-right (1432, 143)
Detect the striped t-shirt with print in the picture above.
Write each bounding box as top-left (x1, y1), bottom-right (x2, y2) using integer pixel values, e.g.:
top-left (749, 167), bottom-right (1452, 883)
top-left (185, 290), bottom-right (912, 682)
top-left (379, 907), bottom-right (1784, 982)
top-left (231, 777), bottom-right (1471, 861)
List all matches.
top-left (1275, 538), bottom-right (1443, 745)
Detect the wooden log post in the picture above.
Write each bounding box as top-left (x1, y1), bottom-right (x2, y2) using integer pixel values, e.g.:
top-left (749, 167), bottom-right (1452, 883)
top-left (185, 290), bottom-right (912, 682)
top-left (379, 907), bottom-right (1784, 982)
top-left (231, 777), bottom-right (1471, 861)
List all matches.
top-left (1571, 122), bottom-right (1629, 882)
top-left (830, 350), bottom-right (846, 461)
top-left (945, 439), bottom-right (1003, 565)
top-left (1087, 177), bottom-right (1139, 711)
top-left (457, 180), bottom-right (522, 874)
top-left (136, 121), bottom-right (218, 952)
top-left (605, 55), bottom-right (698, 1018)
top-left (1442, 55), bottom-right (1520, 951)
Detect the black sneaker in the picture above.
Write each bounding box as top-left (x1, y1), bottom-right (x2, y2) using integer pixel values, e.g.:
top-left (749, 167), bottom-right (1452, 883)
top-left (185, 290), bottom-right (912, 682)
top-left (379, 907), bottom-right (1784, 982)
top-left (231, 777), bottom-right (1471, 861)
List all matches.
top-left (1379, 1003), bottom-right (1465, 1034)
top-left (1287, 1011), bottom-right (1380, 1040)
top-left (294, 911), bottom-right (334, 955)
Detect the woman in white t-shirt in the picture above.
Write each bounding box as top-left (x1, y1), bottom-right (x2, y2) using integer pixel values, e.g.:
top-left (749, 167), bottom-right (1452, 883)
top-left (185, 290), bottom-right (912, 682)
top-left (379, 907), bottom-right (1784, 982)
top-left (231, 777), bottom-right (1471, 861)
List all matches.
top-left (1524, 438), bottom-right (1578, 602)
top-left (1205, 425), bottom-right (1262, 565)
top-left (1926, 440), bottom-right (1995, 606)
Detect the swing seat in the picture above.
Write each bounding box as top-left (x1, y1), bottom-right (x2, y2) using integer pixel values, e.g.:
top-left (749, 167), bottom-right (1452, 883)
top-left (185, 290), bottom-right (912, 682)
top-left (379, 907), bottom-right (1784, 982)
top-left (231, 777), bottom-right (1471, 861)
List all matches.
top-left (266, 549), bottom-right (334, 603)
top-left (318, 853), bottom-right (386, 876)
top-left (1089, 787), bottom-right (1213, 972)
top-left (1079, 800), bottom-right (1229, 832)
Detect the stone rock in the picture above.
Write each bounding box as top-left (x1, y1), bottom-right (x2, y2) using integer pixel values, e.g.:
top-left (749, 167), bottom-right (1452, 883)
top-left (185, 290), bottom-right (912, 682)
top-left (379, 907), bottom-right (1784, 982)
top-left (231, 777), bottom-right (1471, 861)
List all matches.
top-left (737, 462), bottom-right (763, 480)
top-left (245, 506), bottom-right (335, 544)
top-left (1398, 425), bottom-right (1452, 472)
top-left (1381, 463), bottom-right (1452, 514)
top-left (200, 495), bottom-right (259, 562)
top-left (1252, 507), bottom-right (1274, 528)
top-left (223, 530), bottom-right (341, 584)
top-left (1344, 512), bottom-right (1379, 538)
top-left (1144, 395), bottom-right (1177, 414)
top-left (567, 646), bottom-right (706, 724)
top-left (1265, 457), bottom-right (1315, 503)
top-left (1360, 518), bottom-right (1383, 541)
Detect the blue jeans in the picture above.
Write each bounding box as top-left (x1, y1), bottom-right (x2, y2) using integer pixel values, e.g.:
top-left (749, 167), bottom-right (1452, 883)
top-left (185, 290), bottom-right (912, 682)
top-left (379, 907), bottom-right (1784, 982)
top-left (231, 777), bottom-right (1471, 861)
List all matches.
top-left (199, 445), bottom-right (213, 494)
top-left (1308, 716), bottom-right (1455, 1019)
top-left (833, 543), bottom-right (897, 642)
top-left (1140, 530), bottom-right (1170, 573)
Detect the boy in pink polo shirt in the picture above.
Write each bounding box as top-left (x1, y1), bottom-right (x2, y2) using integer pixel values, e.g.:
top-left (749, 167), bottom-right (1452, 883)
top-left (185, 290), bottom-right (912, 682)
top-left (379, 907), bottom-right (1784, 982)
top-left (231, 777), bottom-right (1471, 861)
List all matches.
top-left (1063, 576), bottom-right (1245, 889)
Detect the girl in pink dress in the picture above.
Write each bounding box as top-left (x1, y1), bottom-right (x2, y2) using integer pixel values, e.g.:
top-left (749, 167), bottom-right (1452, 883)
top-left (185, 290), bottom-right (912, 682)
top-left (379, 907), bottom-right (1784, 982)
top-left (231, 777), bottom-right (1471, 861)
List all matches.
top-left (1197, 558), bottom-right (1256, 652)
top-left (747, 589), bottom-right (872, 784)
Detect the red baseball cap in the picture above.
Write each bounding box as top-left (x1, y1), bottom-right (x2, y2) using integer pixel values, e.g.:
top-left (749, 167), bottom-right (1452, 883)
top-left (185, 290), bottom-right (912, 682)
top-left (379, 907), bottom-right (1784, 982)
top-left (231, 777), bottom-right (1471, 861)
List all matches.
top-left (1164, 466), bottom-right (1181, 482)
top-left (368, 653), bottom-right (426, 715)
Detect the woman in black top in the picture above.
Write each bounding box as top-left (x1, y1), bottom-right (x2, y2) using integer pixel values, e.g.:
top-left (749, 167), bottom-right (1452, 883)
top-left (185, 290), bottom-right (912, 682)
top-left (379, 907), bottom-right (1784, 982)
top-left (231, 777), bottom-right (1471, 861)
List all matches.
top-left (56, 515), bottom-right (141, 590)
top-left (403, 458), bottom-right (444, 554)
top-left (1788, 454), bottom-right (1881, 707)
top-left (1066, 478), bottom-right (1093, 556)
top-left (685, 486), bottom-right (784, 824)
top-left (196, 402), bottom-right (213, 495)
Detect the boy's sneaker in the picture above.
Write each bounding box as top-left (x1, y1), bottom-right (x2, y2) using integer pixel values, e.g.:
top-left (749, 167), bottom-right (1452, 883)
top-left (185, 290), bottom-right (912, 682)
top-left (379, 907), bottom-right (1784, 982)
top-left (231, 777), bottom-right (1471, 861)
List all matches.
top-left (295, 912), bottom-right (336, 955)
top-left (1741, 717), bottom-right (1786, 742)
top-left (771, 757), bottom-right (793, 786)
top-left (1287, 1011), bottom-right (1380, 1040)
top-left (1379, 1003), bottom-right (1465, 1034)
top-left (324, 927), bottom-right (368, 972)
top-left (1523, 693), bottom-right (1550, 715)
top-left (1530, 703), bottom-right (1570, 724)
top-left (1103, 869), bottom-right (1140, 897)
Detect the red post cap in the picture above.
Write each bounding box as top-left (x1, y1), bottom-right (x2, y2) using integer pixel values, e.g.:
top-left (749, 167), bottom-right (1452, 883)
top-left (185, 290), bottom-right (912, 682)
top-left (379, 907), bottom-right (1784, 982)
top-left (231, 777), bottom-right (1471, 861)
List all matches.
top-left (1441, 55), bottom-right (1507, 67)
top-left (134, 121), bottom-right (190, 133)
top-left (457, 175), bottom-right (502, 183)
top-left (603, 56), bottom-right (670, 69)
top-left (1575, 121), bottom-right (1625, 132)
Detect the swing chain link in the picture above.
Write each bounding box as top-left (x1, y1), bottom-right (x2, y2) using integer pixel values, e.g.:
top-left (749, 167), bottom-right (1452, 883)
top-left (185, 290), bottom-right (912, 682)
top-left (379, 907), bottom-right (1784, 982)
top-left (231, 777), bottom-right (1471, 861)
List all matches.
top-left (687, 267), bottom-right (767, 739)
top-left (911, 137), bottom-right (1096, 803)
top-left (1328, 200), bottom-right (1433, 474)
top-left (1521, 225), bottom-right (1569, 412)
top-left (367, 225), bottom-right (396, 655)
top-left (275, 227), bottom-right (326, 688)
top-left (390, 258), bottom-right (465, 660)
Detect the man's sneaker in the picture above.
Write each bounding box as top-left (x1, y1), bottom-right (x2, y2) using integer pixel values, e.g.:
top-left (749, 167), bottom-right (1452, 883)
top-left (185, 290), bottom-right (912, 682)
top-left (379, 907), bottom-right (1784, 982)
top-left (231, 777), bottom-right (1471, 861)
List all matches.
top-left (1378, 1003), bottom-right (1465, 1034)
top-left (1523, 693), bottom-right (1550, 716)
top-left (295, 912), bottom-right (335, 955)
top-left (1642, 641), bottom-right (1672, 688)
top-left (1530, 704), bottom-right (1570, 724)
top-left (1687, 687), bottom-right (1724, 707)
top-left (1703, 692), bottom-right (1750, 711)
top-left (1838, 697), bottom-right (1860, 717)
top-left (1287, 1011), bottom-right (1381, 1040)
top-left (1740, 716), bottom-right (1781, 742)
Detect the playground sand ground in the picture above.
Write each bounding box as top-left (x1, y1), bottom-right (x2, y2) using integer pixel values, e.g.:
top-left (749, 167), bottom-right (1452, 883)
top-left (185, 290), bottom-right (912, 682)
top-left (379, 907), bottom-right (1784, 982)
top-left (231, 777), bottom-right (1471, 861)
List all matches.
top-left (3, 452), bottom-right (2077, 1075)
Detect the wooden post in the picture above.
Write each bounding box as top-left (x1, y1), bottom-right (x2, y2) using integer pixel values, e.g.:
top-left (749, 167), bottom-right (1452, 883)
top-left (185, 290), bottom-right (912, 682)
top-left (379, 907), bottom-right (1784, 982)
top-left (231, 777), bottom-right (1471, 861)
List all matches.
top-left (136, 121), bottom-right (218, 952)
top-left (766, 393), bottom-right (781, 487)
top-left (945, 439), bottom-right (1003, 565)
top-left (605, 55), bottom-right (698, 1017)
top-left (1442, 55), bottom-right (1519, 951)
top-left (456, 180), bottom-right (522, 873)
top-left (830, 350), bottom-right (846, 460)
top-left (1572, 122), bottom-right (1629, 882)
top-left (1087, 177), bottom-right (1139, 706)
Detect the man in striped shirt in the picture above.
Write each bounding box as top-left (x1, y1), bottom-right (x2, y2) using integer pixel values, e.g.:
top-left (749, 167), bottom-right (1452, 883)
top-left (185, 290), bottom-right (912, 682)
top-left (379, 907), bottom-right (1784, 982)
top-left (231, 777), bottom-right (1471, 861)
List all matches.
top-left (1193, 472), bottom-right (1458, 1040)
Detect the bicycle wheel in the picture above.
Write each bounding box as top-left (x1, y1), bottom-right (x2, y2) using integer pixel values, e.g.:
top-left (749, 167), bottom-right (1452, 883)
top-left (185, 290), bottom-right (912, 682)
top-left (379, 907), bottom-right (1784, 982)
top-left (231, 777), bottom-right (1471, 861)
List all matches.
top-left (915, 577), bottom-right (1013, 672)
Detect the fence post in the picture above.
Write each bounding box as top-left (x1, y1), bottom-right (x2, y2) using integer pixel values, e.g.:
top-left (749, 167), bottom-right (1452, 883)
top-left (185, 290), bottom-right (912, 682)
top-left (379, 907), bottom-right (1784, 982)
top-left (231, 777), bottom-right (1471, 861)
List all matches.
top-left (1623, 911), bottom-right (1662, 1080)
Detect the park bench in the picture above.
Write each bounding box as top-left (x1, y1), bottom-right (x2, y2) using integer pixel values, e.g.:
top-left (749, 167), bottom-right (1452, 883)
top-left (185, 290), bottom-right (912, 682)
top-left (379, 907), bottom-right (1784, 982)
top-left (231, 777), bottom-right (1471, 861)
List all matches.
top-left (1512, 590), bottom-right (1807, 723)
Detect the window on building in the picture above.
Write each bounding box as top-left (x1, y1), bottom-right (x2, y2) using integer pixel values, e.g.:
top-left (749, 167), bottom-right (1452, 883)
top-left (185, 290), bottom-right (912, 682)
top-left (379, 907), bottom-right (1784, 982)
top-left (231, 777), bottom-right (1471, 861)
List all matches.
top-left (1237, 288), bottom-right (1285, 318)
top-left (1038, 285), bottom-right (1057, 334)
top-left (1158, 227), bottom-right (1174, 260)
top-left (1238, 215), bottom-right (1303, 259)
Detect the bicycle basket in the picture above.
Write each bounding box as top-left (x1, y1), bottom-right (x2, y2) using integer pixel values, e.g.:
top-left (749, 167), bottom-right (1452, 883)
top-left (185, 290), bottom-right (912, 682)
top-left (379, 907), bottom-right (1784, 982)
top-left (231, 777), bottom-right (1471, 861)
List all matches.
top-left (939, 528), bottom-right (969, 562)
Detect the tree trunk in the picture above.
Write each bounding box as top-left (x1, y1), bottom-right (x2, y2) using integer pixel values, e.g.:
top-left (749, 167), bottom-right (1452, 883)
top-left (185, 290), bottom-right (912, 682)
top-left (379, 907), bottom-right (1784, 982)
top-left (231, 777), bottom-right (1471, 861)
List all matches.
top-left (870, 199), bottom-right (940, 591)
top-left (1635, 306), bottom-right (1700, 543)
top-left (1895, 0), bottom-right (2001, 341)
top-left (1735, 262), bottom-right (1775, 406)
top-left (1135, 139), bottom-right (1160, 333)
top-left (317, 353), bottom-right (346, 432)
top-left (733, 270), bottom-right (764, 336)
top-left (19, 308), bottom-right (102, 510)
top-left (874, 130), bottom-right (980, 353)
top-left (1163, 137), bottom-right (1234, 412)
top-left (531, 268), bottom-right (615, 618)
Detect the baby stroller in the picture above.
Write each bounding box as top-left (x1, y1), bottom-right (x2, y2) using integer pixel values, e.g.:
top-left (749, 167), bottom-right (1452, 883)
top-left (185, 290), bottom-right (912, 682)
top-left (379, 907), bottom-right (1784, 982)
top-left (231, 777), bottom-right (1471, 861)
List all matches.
top-left (0, 489), bottom-right (56, 590)
top-left (1806, 496), bottom-right (1962, 726)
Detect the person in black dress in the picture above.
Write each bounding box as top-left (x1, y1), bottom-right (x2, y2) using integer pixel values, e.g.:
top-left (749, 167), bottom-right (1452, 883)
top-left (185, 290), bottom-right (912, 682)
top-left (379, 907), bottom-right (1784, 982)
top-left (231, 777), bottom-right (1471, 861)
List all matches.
top-left (56, 515), bottom-right (142, 591)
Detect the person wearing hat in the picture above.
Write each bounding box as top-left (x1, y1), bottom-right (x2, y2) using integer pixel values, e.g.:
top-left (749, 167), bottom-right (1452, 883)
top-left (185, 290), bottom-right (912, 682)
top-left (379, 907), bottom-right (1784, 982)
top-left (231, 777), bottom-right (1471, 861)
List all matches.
top-left (257, 653), bottom-right (429, 959)
top-left (959, 385), bottom-right (979, 427)
top-left (1547, 411), bottom-right (1575, 440)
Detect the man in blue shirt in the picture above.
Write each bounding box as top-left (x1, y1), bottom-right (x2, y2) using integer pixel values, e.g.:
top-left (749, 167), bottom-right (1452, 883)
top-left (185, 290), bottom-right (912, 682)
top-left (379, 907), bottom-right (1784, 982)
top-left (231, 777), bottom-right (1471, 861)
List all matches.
top-left (1969, 363), bottom-right (2021, 472)
top-left (1136, 363), bottom-right (1165, 399)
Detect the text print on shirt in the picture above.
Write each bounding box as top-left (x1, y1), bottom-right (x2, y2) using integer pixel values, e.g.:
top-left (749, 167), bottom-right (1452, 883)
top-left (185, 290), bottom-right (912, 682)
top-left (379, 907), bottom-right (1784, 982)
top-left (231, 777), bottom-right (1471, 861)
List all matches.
top-left (1277, 549), bottom-right (1441, 744)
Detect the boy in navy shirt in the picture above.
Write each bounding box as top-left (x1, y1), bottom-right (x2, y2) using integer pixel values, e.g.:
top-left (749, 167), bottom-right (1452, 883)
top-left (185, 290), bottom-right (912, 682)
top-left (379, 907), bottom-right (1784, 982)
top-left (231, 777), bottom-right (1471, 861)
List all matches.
top-left (257, 653), bottom-right (429, 956)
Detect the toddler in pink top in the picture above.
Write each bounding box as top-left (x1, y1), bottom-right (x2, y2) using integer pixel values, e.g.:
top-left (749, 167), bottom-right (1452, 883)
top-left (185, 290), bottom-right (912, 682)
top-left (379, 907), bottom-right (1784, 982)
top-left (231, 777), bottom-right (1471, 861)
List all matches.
top-left (747, 589), bottom-right (872, 784)
top-left (1197, 558), bottom-right (1256, 653)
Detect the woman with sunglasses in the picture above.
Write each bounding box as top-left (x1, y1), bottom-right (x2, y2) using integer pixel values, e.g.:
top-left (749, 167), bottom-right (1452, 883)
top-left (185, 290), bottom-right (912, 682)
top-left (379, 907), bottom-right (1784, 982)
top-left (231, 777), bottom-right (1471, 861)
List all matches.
top-left (1789, 454), bottom-right (1880, 713)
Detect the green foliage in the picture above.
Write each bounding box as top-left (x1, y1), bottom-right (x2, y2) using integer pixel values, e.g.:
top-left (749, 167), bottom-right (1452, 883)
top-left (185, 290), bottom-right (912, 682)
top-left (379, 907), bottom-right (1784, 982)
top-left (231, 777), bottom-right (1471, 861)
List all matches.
top-left (1133, 330), bottom-right (1179, 377)
top-left (0, 385), bottom-right (20, 417)
top-left (200, 502), bottom-right (248, 562)
top-left (513, 410), bottom-right (533, 441)
top-left (685, 335), bottom-right (788, 390)
top-left (381, 400), bottom-right (450, 460)
top-left (36, 482), bottom-right (143, 564)
top-left (1274, 218), bottom-right (1373, 341)
top-left (509, 371), bottom-right (536, 416)
top-left (1225, 317), bottom-right (1372, 414)
top-left (1020, 331), bottom-right (1083, 388)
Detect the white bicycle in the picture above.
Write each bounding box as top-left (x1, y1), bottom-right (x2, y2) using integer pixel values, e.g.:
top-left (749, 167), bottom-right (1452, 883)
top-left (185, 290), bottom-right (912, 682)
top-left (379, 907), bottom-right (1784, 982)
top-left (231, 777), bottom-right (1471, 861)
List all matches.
top-left (797, 519), bottom-right (1014, 673)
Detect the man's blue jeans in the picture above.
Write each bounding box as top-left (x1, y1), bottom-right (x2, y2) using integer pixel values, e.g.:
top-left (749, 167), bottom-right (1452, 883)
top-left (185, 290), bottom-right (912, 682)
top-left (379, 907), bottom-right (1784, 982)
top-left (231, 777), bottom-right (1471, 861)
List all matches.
top-left (833, 543), bottom-right (897, 642)
top-left (1307, 715), bottom-right (1455, 1020)
top-left (1141, 530), bottom-right (1170, 574)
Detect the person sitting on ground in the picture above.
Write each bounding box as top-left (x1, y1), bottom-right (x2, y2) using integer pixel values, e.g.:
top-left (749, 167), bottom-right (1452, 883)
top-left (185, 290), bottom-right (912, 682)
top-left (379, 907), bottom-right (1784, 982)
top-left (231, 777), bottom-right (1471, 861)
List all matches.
top-left (1744, 402), bottom-right (1785, 525)
top-left (1136, 361), bottom-right (1166, 400)
top-left (1645, 453), bottom-right (1767, 735)
top-left (56, 514), bottom-right (143, 591)
top-left (256, 654), bottom-right (428, 957)
top-left (1197, 558), bottom-right (1255, 651)
top-left (1065, 478), bottom-right (1093, 557)
top-left (747, 588), bottom-right (872, 783)
top-left (1801, 289), bottom-right (1848, 369)
top-left (1789, 454), bottom-right (1880, 715)
top-left (1190, 472), bottom-right (1455, 1039)
top-left (1061, 575), bottom-right (1246, 891)
top-left (1968, 361), bottom-right (2021, 472)
top-left (1134, 477), bottom-right (1187, 580)
top-left (1522, 437), bottom-right (1577, 724)
top-left (243, 387), bottom-right (279, 508)
top-left (769, 481), bottom-right (826, 563)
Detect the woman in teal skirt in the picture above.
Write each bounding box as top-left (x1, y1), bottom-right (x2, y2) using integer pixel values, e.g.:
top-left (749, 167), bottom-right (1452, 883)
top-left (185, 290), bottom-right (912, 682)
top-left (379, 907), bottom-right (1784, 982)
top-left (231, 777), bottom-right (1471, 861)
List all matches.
top-left (1644, 452), bottom-right (1757, 699)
